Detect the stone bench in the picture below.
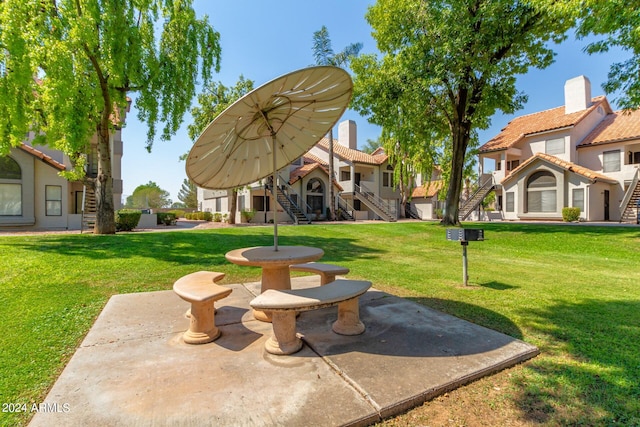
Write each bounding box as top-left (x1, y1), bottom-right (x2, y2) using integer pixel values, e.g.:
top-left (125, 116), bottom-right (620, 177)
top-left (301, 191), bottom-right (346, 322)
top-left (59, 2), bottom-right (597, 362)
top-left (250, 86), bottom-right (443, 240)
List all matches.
top-left (173, 271), bottom-right (232, 344)
top-left (289, 262), bottom-right (350, 285)
top-left (250, 279), bottom-right (371, 355)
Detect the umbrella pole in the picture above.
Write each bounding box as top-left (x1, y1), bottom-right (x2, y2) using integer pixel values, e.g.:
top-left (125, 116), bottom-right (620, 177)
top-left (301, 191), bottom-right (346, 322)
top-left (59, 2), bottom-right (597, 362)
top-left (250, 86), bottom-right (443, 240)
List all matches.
top-left (272, 134), bottom-right (278, 251)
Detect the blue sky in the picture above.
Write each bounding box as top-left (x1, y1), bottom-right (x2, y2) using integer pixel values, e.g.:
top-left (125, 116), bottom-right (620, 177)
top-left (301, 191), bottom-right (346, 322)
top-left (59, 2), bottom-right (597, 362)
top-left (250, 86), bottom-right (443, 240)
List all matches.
top-left (121, 0), bottom-right (628, 202)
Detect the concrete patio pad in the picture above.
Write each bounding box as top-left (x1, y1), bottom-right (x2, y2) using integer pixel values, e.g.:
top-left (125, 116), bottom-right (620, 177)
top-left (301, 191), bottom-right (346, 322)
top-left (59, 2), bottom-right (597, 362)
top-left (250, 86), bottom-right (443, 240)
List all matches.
top-left (29, 276), bottom-right (538, 427)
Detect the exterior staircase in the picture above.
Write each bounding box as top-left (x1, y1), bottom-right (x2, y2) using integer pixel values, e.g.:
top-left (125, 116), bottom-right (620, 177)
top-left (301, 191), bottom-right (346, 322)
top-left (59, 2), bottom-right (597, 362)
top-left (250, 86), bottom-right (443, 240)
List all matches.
top-left (458, 174), bottom-right (495, 221)
top-left (354, 183), bottom-right (397, 222)
top-left (405, 202), bottom-right (422, 220)
top-left (81, 185), bottom-right (97, 233)
top-left (336, 196), bottom-right (355, 221)
top-left (267, 182), bottom-right (312, 224)
top-left (619, 168), bottom-right (640, 223)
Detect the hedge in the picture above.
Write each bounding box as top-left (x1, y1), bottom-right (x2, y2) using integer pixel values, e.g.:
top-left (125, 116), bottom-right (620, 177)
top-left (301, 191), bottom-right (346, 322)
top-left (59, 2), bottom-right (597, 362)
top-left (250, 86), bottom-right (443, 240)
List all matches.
top-left (115, 209), bottom-right (142, 231)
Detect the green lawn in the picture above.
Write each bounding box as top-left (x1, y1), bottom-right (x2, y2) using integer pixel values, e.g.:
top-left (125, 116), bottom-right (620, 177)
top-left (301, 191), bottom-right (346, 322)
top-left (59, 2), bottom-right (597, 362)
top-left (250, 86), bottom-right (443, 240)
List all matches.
top-left (1, 222), bottom-right (639, 426)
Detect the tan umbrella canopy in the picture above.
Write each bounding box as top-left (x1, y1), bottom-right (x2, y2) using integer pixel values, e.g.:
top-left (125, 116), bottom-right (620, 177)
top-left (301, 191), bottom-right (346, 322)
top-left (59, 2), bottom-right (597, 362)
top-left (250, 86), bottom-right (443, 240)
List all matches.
top-left (186, 66), bottom-right (353, 250)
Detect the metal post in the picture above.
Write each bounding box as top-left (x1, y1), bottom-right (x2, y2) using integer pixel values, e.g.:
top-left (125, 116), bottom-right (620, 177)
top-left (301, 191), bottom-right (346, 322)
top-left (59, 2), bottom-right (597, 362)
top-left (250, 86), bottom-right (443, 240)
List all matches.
top-left (461, 240), bottom-right (469, 286)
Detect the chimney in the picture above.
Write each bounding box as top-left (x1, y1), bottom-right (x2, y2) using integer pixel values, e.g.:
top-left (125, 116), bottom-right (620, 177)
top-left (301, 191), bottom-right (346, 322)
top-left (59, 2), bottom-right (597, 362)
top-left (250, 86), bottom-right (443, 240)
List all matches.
top-left (338, 120), bottom-right (357, 150)
top-left (564, 75), bottom-right (591, 114)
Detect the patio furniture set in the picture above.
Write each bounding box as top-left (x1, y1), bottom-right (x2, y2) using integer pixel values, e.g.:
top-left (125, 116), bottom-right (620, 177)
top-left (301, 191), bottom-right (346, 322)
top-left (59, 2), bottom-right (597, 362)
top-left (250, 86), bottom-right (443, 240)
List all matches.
top-left (173, 246), bottom-right (371, 355)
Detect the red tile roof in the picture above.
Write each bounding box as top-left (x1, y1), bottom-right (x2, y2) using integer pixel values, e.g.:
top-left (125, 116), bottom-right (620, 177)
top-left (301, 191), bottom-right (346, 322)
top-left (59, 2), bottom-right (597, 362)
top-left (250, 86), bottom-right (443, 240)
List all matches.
top-left (288, 162), bottom-right (343, 191)
top-left (18, 144), bottom-right (66, 171)
top-left (502, 152), bottom-right (617, 184)
top-left (316, 138), bottom-right (388, 165)
top-left (411, 180), bottom-right (443, 198)
top-left (578, 108), bottom-right (640, 147)
top-left (302, 152), bottom-right (327, 166)
top-left (480, 96), bottom-right (610, 153)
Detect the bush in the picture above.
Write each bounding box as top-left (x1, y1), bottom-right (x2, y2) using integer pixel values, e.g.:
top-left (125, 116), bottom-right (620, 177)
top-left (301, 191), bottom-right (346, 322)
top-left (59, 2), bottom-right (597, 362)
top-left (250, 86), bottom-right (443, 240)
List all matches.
top-left (562, 207), bottom-right (581, 222)
top-left (241, 209), bottom-right (256, 223)
top-left (156, 212), bottom-right (177, 226)
top-left (167, 209), bottom-right (185, 219)
top-left (213, 212), bottom-right (222, 222)
top-left (115, 209), bottom-right (142, 232)
top-left (185, 211), bottom-right (213, 221)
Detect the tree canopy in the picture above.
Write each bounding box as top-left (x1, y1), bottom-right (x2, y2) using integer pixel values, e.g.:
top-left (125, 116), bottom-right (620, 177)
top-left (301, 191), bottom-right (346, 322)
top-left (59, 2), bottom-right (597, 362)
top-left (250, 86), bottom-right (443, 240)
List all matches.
top-left (177, 178), bottom-right (198, 209)
top-left (125, 181), bottom-right (171, 209)
top-left (352, 0), bottom-right (567, 225)
top-left (0, 0), bottom-right (221, 233)
top-left (187, 76), bottom-right (255, 223)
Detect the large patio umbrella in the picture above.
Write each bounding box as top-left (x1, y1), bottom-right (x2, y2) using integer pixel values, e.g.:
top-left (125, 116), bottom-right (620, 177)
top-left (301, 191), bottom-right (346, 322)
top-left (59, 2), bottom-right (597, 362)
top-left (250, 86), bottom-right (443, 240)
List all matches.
top-left (186, 66), bottom-right (353, 250)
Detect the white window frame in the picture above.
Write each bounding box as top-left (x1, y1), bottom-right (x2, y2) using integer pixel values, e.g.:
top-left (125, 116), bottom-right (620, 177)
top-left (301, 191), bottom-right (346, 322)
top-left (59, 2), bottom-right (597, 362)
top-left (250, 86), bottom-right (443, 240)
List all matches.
top-left (545, 138), bottom-right (565, 155)
top-left (45, 185), bottom-right (62, 216)
top-left (603, 150), bottom-right (621, 172)
top-left (572, 188), bottom-right (584, 212)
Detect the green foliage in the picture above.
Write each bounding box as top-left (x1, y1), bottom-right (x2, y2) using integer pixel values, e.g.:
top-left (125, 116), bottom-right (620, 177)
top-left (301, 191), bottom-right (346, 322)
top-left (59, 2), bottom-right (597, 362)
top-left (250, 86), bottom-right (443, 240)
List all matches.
top-left (115, 209), bottom-right (141, 231)
top-left (352, 0), bottom-right (568, 225)
top-left (241, 209), bottom-right (256, 223)
top-left (212, 212), bottom-right (222, 222)
top-left (185, 211), bottom-right (212, 221)
top-left (361, 138), bottom-right (383, 154)
top-left (0, 0), bottom-right (221, 233)
top-left (177, 179), bottom-right (198, 209)
top-left (156, 212), bottom-right (177, 226)
top-left (125, 181), bottom-right (171, 209)
top-left (167, 209), bottom-right (185, 218)
top-left (562, 207), bottom-right (581, 222)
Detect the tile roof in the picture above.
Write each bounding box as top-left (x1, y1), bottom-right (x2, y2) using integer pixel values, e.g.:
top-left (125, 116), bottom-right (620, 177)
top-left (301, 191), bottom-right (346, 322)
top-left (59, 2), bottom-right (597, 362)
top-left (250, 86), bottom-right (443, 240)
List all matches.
top-left (18, 144), bottom-right (66, 171)
top-left (411, 180), bottom-right (443, 198)
top-left (502, 152), bottom-right (617, 184)
top-left (316, 138), bottom-right (388, 165)
top-left (480, 96), bottom-right (610, 153)
top-left (578, 108), bottom-right (640, 147)
top-left (302, 152), bottom-right (327, 166)
top-left (288, 161), bottom-right (344, 191)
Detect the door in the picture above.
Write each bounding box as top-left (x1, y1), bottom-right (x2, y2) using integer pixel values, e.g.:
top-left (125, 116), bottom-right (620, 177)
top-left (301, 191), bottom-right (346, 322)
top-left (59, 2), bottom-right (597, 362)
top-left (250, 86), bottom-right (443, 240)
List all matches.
top-left (604, 190), bottom-right (610, 221)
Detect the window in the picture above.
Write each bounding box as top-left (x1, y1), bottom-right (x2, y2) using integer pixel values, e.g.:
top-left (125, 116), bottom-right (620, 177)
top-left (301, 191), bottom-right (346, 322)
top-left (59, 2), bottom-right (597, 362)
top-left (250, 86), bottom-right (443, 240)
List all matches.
top-left (45, 185), bottom-right (62, 216)
top-left (215, 197), bottom-right (222, 212)
top-left (526, 171), bottom-right (556, 212)
top-left (238, 195), bottom-right (245, 212)
top-left (506, 160), bottom-right (520, 171)
top-left (340, 170), bottom-right (351, 181)
top-left (545, 138), bottom-right (564, 155)
top-left (603, 150), bottom-right (620, 172)
top-left (253, 195), bottom-right (269, 211)
top-left (0, 156), bottom-right (22, 216)
top-left (505, 192), bottom-right (514, 212)
top-left (572, 188), bottom-right (584, 212)
top-left (383, 165), bottom-right (394, 188)
top-left (306, 178), bottom-right (324, 213)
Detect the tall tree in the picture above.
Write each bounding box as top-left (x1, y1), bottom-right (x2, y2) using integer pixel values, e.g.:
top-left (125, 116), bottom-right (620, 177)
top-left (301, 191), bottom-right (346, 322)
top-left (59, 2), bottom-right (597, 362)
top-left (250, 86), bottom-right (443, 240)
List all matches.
top-left (187, 76), bottom-right (254, 224)
top-left (178, 178), bottom-right (198, 209)
top-left (0, 1), bottom-right (220, 234)
top-left (125, 181), bottom-right (171, 209)
top-left (352, 0), bottom-right (567, 225)
top-left (312, 26), bottom-right (362, 220)
top-left (539, 0), bottom-right (640, 109)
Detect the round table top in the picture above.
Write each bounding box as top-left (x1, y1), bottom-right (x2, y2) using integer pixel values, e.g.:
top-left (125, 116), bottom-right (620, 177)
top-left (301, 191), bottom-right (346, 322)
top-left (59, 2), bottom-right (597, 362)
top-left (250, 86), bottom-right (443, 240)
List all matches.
top-left (225, 246), bottom-right (324, 267)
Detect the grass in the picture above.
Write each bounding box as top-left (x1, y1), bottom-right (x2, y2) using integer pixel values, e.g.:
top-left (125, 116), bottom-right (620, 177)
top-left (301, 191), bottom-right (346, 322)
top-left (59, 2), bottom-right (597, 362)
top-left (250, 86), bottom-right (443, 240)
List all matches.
top-left (1, 222), bottom-right (639, 426)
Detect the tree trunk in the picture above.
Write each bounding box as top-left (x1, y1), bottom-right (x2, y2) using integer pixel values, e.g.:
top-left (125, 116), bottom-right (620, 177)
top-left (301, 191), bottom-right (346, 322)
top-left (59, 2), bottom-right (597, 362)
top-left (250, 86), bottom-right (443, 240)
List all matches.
top-left (328, 129), bottom-right (336, 221)
top-left (228, 189), bottom-right (237, 224)
top-left (95, 121), bottom-right (116, 234)
top-left (441, 121), bottom-right (471, 226)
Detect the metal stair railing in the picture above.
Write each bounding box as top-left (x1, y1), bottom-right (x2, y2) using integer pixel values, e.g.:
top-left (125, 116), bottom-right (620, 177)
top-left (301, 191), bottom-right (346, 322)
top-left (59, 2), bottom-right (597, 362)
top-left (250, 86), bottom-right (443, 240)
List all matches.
top-left (80, 185), bottom-right (97, 234)
top-left (267, 181), bottom-right (312, 224)
top-left (405, 202), bottom-right (422, 220)
top-left (336, 195), bottom-right (356, 221)
top-left (458, 175), bottom-right (495, 221)
top-left (619, 167), bottom-right (640, 222)
top-left (354, 183), bottom-right (397, 221)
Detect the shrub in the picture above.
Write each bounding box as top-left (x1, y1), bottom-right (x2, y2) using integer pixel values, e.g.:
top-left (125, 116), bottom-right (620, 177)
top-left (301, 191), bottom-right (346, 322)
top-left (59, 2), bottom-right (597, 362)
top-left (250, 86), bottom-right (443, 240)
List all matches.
top-left (241, 209), bottom-right (256, 223)
top-left (213, 212), bottom-right (222, 222)
top-left (167, 209), bottom-right (185, 219)
top-left (156, 212), bottom-right (177, 226)
top-left (562, 207), bottom-right (581, 222)
top-left (115, 209), bottom-right (141, 232)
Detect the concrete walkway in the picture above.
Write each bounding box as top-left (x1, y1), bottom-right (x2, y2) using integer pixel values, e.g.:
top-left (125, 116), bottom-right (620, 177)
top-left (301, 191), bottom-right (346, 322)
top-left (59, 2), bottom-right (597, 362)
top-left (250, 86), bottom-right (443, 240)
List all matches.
top-left (30, 276), bottom-right (538, 427)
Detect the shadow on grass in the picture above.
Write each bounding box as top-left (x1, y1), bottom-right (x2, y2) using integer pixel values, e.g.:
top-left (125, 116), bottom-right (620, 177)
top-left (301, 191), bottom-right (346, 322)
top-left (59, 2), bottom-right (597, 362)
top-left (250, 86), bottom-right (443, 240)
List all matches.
top-left (475, 221), bottom-right (640, 238)
top-left (406, 297), bottom-right (524, 340)
top-left (479, 281), bottom-right (518, 290)
top-left (5, 229), bottom-right (382, 266)
top-left (514, 298), bottom-right (640, 425)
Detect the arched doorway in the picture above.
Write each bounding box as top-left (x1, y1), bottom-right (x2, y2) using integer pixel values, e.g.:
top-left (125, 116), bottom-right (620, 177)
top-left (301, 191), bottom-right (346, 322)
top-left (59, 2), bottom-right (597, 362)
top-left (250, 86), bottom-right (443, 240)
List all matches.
top-left (306, 178), bottom-right (325, 217)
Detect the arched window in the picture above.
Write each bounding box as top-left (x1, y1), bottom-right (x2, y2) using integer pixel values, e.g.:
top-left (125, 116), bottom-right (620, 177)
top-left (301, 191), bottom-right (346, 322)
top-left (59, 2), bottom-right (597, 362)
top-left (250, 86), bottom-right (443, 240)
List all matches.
top-left (0, 156), bottom-right (22, 215)
top-left (306, 178), bottom-right (324, 213)
top-left (526, 171), bottom-right (556, 212)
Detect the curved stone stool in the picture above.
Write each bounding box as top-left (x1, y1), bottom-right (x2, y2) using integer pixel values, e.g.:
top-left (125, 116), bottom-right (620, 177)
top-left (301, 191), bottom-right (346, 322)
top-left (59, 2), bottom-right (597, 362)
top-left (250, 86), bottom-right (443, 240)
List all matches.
top-left (173, 271), bottom-right (231, 344)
